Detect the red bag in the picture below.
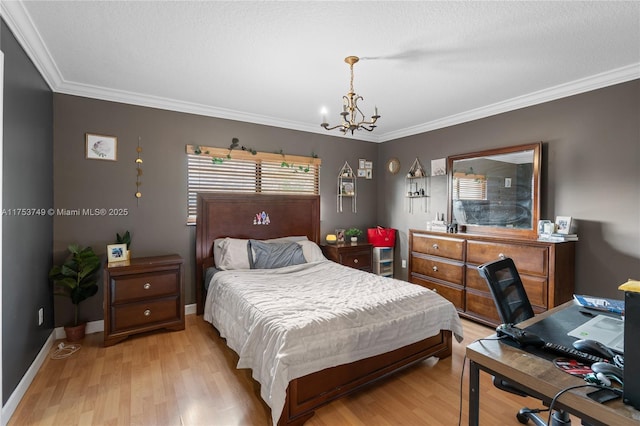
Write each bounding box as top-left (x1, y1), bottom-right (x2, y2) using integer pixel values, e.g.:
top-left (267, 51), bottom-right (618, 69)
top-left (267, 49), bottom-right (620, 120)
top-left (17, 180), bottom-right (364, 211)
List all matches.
top-left (367, 227), bottom-right (396, 247)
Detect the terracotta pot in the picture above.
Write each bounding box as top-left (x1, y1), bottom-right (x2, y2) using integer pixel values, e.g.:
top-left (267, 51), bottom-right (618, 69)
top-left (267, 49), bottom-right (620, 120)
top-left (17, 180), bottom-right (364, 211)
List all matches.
top-left (64, 323), bottom-right (86, 342)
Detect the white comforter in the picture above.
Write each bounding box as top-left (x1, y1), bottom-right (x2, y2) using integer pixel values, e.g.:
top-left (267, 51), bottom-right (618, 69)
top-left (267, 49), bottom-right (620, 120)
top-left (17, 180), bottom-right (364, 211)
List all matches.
top-left (204, 260), bottom-right (464, 424)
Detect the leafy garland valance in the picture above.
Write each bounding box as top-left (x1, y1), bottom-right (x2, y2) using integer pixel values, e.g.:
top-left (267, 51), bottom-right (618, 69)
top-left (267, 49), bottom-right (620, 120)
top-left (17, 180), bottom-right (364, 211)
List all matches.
top-left (185, 144), bottom-right (322, 171)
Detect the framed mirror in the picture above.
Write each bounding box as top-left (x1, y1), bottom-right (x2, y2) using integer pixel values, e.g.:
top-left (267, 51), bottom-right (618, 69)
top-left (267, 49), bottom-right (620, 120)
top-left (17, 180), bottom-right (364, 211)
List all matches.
top-left (447, 142), bottom-right (541, 239)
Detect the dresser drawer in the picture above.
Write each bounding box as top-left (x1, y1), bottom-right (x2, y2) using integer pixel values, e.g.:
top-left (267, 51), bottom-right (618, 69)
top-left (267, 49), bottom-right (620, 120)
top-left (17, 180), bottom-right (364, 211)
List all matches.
top-left (110, 271), bottom-right (180, 303)
top-left (411, 276), bottom-right (464, 310)
top-left (465, 265), bottom-right (548, 308)
top-left (411, 233), bottom-right (464, 261)
top-left (466, 240), bottom-right (548, 277)
top-left (465, 290), bottom-right (501, 325)
top-left (411, 255), bottom-right (464, 285)
top-left (110, 297), bottom-right (180, 332)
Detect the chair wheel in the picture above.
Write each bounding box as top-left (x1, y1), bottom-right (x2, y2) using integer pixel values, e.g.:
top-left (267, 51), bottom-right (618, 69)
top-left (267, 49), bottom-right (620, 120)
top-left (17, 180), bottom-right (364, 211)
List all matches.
top-left (517, 409), bottom-right (531, 424)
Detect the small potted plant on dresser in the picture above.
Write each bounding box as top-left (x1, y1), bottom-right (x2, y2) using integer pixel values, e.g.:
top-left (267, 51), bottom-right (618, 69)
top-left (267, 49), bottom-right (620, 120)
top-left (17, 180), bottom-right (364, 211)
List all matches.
top-left (49, 244), bottom-right (101, 341)
top-left (345, 228), bottom-right (363, 243)
top-left (115, 230), bottom-right (131, 259)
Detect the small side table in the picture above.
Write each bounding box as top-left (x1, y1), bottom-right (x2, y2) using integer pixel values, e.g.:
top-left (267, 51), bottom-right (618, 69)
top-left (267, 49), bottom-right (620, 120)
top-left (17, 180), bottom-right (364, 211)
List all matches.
top-left (321, 242), bottom-right (373, 272)
top-left (103, 254), bottom-right (184, 346)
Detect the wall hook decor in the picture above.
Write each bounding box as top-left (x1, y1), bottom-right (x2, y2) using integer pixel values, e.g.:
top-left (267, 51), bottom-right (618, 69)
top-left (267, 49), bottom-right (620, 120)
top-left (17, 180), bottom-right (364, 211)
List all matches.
top-left (135, 137), bottom-right (142, 204)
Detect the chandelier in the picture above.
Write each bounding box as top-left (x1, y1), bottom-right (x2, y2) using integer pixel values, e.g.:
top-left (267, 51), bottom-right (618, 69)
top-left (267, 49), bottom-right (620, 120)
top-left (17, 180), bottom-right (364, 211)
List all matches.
top-left (321, 56), bottom-right (381, 135)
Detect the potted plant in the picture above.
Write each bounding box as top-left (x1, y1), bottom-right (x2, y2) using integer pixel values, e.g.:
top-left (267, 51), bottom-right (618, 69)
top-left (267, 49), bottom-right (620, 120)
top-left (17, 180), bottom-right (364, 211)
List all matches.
top-left (116, 230), bottom-right (131, 258)
top-left (49, 244), bottom-right (101, 341)
top-left (345, 228), bottom-right (363, 243)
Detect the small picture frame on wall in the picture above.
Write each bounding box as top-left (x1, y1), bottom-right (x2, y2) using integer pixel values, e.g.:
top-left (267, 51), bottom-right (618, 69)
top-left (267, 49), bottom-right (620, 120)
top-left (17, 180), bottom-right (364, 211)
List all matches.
top-left (364, 161), bottom-right (373, 169)
top-left (555, 216), bottom-right (573, 234)
top-left (106, 243), bottom-right (128, 263)
top-left (366, 169), bottom-right (373, 179)
top-left (431, 158), bottom-right (446, 176)
top-left (358, 159), bottom-right (366, 169)
top-left (86, 133), bottom-right (117, 161)
top-left (357, 169), bottom-right (366, 178)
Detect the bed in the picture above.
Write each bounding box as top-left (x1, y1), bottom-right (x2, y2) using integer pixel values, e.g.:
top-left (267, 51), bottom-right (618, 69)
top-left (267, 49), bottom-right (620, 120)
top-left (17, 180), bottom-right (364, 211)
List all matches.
top-left (195, 193), bottom-right (463, 425)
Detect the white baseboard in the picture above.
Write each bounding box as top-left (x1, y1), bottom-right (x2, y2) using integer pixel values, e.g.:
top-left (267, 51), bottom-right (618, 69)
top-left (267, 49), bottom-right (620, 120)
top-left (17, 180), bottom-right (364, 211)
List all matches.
top-left (3, 304), bottom-right (198, 425)
top-left (2, 331), bottom-right (55, 426)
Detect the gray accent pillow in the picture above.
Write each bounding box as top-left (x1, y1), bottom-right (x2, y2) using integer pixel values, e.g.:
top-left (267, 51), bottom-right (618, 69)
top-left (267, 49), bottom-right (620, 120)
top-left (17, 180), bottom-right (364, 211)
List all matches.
top-left (249, 240), bottom-right (306, 269)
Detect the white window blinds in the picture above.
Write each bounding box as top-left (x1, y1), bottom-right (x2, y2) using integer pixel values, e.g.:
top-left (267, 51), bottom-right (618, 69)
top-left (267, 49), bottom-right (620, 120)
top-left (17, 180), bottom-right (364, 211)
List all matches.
top-left (186, 145), bottom-right (321, 224)
top-left (452, 172), bottom-right (487, 200)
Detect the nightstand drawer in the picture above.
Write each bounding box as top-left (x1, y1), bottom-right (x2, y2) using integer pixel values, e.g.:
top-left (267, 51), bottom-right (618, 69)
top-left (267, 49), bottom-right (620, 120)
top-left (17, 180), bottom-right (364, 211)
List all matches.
top-left (321, 243), bottom-right (373, 272)
top-left (111, 271), bottom-right (180, 303)
top-left (340, 250), bottom-right (372, 270)
top-left (110, 297), bottom-right (180, 332)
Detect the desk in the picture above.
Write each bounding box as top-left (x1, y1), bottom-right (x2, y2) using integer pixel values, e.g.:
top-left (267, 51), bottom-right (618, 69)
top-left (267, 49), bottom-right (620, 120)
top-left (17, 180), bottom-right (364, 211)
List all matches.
top-left (466, 301), bottom-right (639, 425)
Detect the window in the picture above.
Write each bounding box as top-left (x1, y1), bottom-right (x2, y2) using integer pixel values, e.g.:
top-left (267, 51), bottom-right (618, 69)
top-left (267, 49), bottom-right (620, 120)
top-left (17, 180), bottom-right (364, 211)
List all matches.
top-left (452, 172), bottom-right (487, 200)
top-left (186, 145), bottom-right (321, 224)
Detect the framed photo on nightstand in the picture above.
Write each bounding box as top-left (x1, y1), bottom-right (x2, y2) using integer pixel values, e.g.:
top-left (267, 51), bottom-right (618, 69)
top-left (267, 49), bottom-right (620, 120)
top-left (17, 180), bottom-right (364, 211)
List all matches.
top-left (107, 244), bottom-right (128, 263)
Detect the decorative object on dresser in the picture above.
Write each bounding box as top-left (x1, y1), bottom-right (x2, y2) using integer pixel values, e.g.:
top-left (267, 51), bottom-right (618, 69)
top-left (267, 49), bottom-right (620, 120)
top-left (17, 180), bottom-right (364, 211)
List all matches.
top-left (321, 241), bottom-right (373, 272)
top-left (49, 244), bottom-right (101, 341)
top-left (103, 255), bottom-right (184, 346)
top-left (115, 230), bottom-right (132, 258)
top-left (408, 229), bottom-right (576, 327)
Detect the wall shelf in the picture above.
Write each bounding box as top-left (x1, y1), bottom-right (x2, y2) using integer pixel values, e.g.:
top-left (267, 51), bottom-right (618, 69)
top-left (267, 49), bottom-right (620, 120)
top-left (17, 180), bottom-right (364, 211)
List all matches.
top-left (405, 158), bottom-right (428, 213)
top-left (337, 161), bottom-right (356, 213)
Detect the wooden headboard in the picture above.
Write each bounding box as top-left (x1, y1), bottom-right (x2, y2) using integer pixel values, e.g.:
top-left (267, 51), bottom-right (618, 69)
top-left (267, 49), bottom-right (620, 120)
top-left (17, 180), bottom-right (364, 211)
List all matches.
top-left (195, 193), bottom-right (321, 314)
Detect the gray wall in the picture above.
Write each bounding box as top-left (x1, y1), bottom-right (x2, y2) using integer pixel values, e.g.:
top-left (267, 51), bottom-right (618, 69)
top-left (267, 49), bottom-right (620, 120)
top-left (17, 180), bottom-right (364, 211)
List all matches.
top-left (52, 94), bottom-right (379, 326)
top-left (1, 20), bottom-right (54, 404)
top-left (378, 79), bottom-right (640, 299)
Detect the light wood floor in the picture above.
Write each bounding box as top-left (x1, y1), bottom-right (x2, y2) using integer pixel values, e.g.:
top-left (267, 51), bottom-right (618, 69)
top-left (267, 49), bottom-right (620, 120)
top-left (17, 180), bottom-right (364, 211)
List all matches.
top-left (10, 315), bottom-right (554, 425)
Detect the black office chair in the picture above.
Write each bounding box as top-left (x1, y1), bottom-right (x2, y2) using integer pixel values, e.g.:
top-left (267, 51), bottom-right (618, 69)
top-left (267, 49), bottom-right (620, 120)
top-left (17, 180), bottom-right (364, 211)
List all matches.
top-left (478, 257), bottom-right (571, 426)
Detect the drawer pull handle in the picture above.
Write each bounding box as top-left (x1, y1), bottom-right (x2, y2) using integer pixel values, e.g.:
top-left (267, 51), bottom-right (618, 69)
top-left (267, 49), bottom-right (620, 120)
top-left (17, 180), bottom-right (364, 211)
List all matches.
top-left (354, 259), bottom-right (359, 264)
top-left (432, 244), bottom-right (439, 250)
top-left (498, 253), bottom-right (506, 260)
top-left (144, 309), bottom-right (151, 317)
top-left (432, 266), bottom-right (438, 272)
top-left (143, 283), bottom-right (151, 290)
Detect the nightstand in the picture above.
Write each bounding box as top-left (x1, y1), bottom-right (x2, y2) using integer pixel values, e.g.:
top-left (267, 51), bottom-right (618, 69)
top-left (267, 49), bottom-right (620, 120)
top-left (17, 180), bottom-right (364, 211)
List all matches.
top-left (103, 254), bottom-right (184, 346)
top-left (321, 242), bottom-right (373, 272)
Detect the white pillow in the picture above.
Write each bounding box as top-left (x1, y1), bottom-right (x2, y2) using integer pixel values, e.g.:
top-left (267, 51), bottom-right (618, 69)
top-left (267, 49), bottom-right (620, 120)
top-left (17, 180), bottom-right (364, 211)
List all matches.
top-left (215, 238), bottom-right (251, 270)
top-left (297, 240), bottom-right (326, 263)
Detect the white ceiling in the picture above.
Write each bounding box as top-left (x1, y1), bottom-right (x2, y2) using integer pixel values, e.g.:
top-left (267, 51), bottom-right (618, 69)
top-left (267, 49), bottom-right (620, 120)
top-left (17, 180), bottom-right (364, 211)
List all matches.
top-left (2, 1), bottom-right (639, 142)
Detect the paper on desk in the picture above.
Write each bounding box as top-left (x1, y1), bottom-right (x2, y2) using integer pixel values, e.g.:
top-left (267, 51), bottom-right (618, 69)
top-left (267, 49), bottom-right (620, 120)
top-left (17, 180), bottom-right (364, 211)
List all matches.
top-left (568, 314), bottom-right (624, 353)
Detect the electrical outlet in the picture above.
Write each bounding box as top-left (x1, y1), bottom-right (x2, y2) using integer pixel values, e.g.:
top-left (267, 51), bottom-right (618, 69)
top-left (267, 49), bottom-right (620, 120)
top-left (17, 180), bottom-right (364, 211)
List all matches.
top-left (401, 259), bottom-right (407, 268)
top-left (38, 308), bottom-right (44, 326)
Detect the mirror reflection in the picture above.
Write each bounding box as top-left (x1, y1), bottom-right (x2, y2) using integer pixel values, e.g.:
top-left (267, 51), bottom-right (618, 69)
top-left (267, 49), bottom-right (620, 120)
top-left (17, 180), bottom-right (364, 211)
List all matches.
top-left (448, 143), bottom-right (541, 237)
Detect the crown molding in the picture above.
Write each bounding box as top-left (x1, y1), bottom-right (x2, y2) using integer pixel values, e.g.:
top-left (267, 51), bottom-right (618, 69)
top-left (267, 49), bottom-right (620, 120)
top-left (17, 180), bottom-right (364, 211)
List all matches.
top-left (3, 3), bottom-right (637, 144)
top-left (378, 63), bottom-right (640, 142)
top-left (1, 0), bottom-right (62, 90)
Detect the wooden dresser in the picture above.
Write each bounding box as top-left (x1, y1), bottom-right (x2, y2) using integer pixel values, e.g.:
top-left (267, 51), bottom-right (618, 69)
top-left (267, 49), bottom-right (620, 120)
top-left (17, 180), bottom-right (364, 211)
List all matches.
top-left (408, 229), bottom-right (575, 327)
top-left (103, 254), bottom-right (184, 346)
top-left (321, 242), bottom-right (373, 272)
